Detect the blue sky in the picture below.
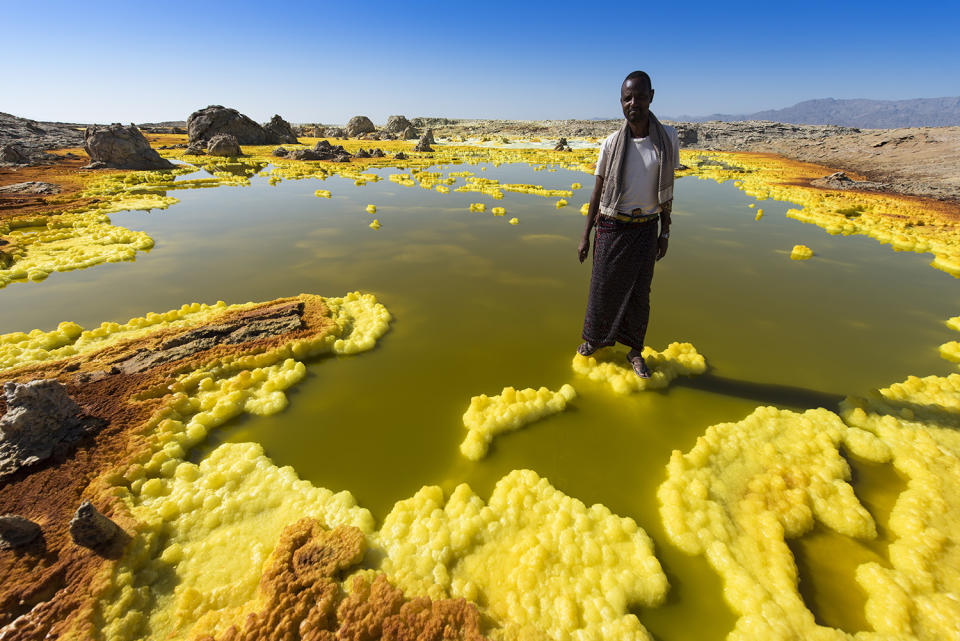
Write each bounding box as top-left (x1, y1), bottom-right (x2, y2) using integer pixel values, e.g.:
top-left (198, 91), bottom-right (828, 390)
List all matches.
top-left (4, 0), bottom-right (958, 124)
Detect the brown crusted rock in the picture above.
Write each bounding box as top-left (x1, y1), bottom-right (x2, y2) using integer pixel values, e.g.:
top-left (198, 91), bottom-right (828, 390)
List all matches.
top-left (394, 151), bottom-right (407, 160)
top-left (0, 514), bottom-right (42, 549)
top-left (0, 380), bottom-right (105, 479)
top-left (346, 116), bottom-right (376, 138)
top-left (354, 148), bottom-right (371, 159)
top-left (204, 519), bottom-right (365, 641)
top-left (0, 181), bottom-right (61, 195)
top-left (272, 147), bottom-right (288, 157)
top-left (69, 501), bottom-right (119, 548)
top-left (810, 170), bottom-right (888, 192)
top-left (338, 574), bottom-right (488, 641)
top-left (206, 134), bottom-right (242, 157)
top-left (0, 143), bottom-right (28, 164)
top-left (553, 137), bottom-right (569, 151)
top-left (400, 126), bottom-right (419, 140)
top-left (82, 124), bottom-right (175, 170)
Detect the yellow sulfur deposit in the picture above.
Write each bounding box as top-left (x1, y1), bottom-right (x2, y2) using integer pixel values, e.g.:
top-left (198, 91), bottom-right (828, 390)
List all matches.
top-left (369, 219), bottom-right (381, 230)
top-left (377, 469), bottom-right (668, 641)
top-left (790, 244), bottom-right (814, 260)
top-left (0, 299), bottom-right (240, 371)
top-left (0, 207), bottom-right (170, 289)
top-left (314, 189), bottom-right (331, 198)
top-left (469, 202), bottom-right (486, 213)
top-left (94, 292), bottom-right (391, 640)
top-left (839, 376), bottom-right (960, 640)
top-left (755, 210), bottom-right (764, 221)
top-left (572, 343), bottom-right (707, 394)
top-left (365, 204), bottom-right (376, 214)
top-left (459, 384), bottom-right (577, 460)
top-left (509, 217), bottom-right (519, 225)
top-left (571, 182), bottom-right (582, 190)
top-left (658, 406), bottom-right (884, 641)
top-left (491, 206), bottom-right (506, 216)
top-left (581, 203), bottom-right (590, 215)
top-left (555, 198), bottom-right (568, 209)
top-left (100, 442), bottom-right (374, 641)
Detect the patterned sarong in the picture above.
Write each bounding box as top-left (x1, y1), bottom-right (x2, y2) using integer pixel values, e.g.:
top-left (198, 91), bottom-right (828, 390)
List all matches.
top-left (581, 216), bottom-right (659, 352)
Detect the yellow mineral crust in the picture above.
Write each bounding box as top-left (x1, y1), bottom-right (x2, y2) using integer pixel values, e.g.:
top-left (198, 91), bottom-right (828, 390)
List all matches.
top-left (571, 343), bottom-right (706, 394)
top-left (377, 469), bottom-right (667, 641)
top-left (93, 292), bottom-right (391, 641)
top-left (459, 384), bottom-right (577, 460)
top-left (0, 299), bottom-right (242, 371)
top-left (0, 212), bottom-right (157, 288)
top-left (790, 244), bottom-right (814, 260)
top-left (658, 406), bottom-right (885, 641)
top-left (840, 375), bottom-right (960, 641)
top-left (680, 150), bottom-right (960, 278)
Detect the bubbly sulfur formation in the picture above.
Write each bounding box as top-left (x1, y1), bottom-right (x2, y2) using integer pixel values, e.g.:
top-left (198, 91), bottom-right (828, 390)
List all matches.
top-left (459, 384), bottom-right (576, 460)
top-left (840, 376), bottom-right (960, 640)
top-left (378, 469), bottom-right (668, 641)
top-left (790, 244), bottom-right (814, 260)
top-left (658, 406), bottom-right (885, 641)
top-left (571, 342), bottom-right (707, 394)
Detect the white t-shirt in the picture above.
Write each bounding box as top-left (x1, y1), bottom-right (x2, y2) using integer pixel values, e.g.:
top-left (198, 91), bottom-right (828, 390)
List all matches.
top-left (595, 125), bottom-right (680, 215)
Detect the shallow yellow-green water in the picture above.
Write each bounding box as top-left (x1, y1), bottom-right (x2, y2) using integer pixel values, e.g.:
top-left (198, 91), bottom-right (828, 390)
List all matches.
top-left (3, 159), bottom-right (958, 640)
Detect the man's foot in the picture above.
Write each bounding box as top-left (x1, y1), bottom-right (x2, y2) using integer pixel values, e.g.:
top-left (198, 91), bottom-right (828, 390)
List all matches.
top-left (577, 341), bottom-right (600, 357)
top-left (627, 350), bottom-right (651, 378)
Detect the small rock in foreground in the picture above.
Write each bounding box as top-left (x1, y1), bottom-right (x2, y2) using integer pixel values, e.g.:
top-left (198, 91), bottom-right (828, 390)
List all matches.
top-left (82, 123), bottom-right (175, 170)
top-left (0, 514), bottom-right (42, 549)
top-left (70, 501), bottom-right (120, 548)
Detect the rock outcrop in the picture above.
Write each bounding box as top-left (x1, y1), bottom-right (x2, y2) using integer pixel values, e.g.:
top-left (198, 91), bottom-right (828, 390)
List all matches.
top-left (0, 515), bottom-right (41, 549)
top-left (82, 124), bottom-right (175, 170)
top-left (205, 133), bottom-right (241, 157)
top-left (187, 106), bottom-right (280, 145)
top-left (413, 130), bottom-right (434, 152)
top-left (184, 141), bottom-right (206, 155)
top-left (0, 380), bottom-right (105, 479)
top-left (383, 115), bottom-right (413, 133)
top-left (263, 115), bottom-right (298, 144)
top-left (0, 112), bottom-right (85, 166)
top-left (400, 125), bottom-right (418, 140)
top-left (0, 181), bottom-right (61, 195)
top-left (324, 127), bottom-right (347, 138)
top-left (346, 116), bottom-right (375, 138)
top-left (272, 147), bottom-right (288, 157)
top-left (553, 137), bottom-right (571, 151)
top-left (69, 501), bottom-right (119, 548)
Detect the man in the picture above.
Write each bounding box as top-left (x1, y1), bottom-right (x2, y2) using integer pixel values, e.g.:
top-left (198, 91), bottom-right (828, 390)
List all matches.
top-left (576, 70), bottom-right (680, 378)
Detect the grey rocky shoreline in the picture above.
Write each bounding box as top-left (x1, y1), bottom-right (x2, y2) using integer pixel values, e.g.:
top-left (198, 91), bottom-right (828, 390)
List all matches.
top-left (2, 111), bottom-right (958, 204)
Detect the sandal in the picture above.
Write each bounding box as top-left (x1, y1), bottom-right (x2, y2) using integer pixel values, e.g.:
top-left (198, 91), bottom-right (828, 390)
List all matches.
top-left (627, 351), bottom-right (651, 379)
top-left (577, 341), bottom-right (600, 357)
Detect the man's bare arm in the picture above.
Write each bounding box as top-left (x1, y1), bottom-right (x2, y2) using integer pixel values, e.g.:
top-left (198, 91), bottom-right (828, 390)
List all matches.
top-left (578, 175), bottom-right (604, 263)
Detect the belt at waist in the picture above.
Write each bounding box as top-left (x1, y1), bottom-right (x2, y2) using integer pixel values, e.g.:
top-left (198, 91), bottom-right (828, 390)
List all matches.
top-left (602, 208), bottom-right (660, 224)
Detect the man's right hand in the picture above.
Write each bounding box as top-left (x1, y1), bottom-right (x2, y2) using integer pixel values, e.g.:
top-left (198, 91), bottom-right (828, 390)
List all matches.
top-left (578, 237), bottom-right (589, 263)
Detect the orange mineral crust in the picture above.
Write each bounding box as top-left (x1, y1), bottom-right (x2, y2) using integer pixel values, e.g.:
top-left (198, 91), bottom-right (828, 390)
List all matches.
top-left (194, 519), bottom-right (486, 641)
top-left (0, 295), bottom-right (345, 639)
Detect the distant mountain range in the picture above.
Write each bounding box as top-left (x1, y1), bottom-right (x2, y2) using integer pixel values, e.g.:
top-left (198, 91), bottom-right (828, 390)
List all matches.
top-left (668, 97), bottom-right (960, 128)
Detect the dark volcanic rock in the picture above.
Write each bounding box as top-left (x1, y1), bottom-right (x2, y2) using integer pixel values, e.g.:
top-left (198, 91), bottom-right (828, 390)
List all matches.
top-left (370, 148), bottom-right (385, 158)
top-left (553, 137), bottom-right (570, 151)
top-left (394, 151), bottom-right (407, 160)
top-left (0, 144), bottom-right (28, 164)
top-left (264, 115), bottom-right (298, 144)
top-left (413, 130), bottom-right (434, 152)
top-left (324, 127), bottom-right (347, 138)
top-left (273, 147), bottom-right (289, 157)
top-left (401, 126), bottom-right (419, 140)
top-left (346, 116), bottom-right (375, 138)
top-left (0, 515), bottom-right (42, 549)
top-left (82, 124), bottom-right (175, 170)
top-left (69, 501), bottom-right (119, 548)
top-left (383, 115), bottom-right (413, 133)
top-left (206, 133), bottom-right (241, 157)
top-left (188, 105), bottom-right (274, 145)
top-left (0, 380), bottom-right (105, 480)
top-left (354, 148), bottom-right (371, 158)
top-left (288, 149), bottom-right (324, 161)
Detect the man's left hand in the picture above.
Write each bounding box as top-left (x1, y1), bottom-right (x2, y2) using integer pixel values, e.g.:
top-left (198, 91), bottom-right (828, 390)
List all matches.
top-left (656, 236), bottom-right (668, 261)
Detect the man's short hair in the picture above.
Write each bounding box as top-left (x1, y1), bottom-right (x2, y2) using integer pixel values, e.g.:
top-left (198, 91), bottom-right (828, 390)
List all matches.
top-left (623, 70), bottom-right (652, 90)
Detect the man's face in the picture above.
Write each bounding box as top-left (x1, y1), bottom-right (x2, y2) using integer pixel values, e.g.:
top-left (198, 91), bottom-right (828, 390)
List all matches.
top-left (621, 78), bottom-right (654, 123)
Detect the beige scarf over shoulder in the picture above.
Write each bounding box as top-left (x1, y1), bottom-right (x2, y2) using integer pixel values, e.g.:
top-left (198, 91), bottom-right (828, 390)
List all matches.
top-left (597, 112), bottom-right (674, 218)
